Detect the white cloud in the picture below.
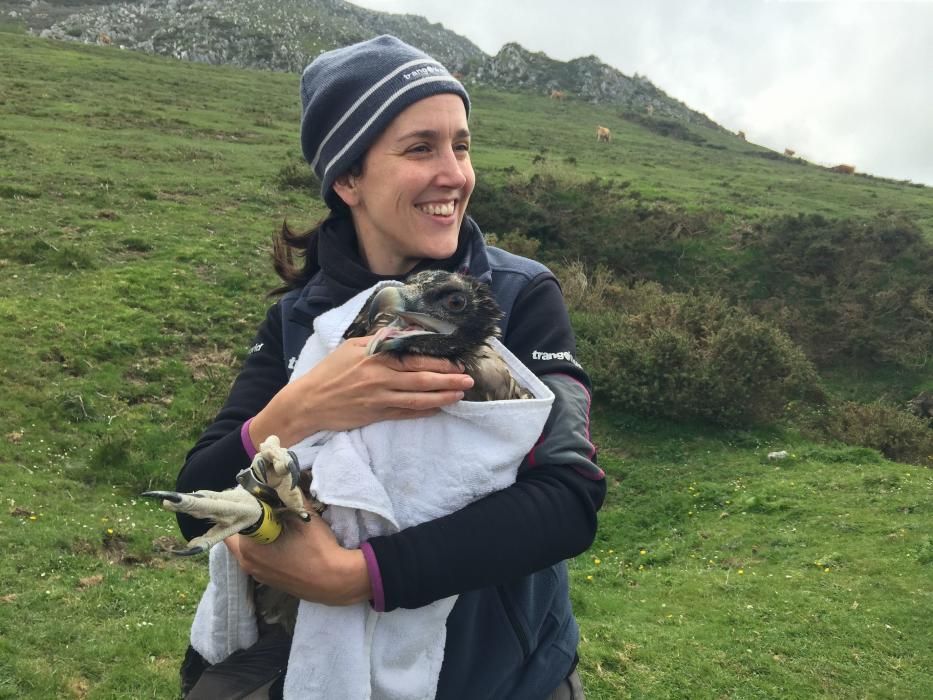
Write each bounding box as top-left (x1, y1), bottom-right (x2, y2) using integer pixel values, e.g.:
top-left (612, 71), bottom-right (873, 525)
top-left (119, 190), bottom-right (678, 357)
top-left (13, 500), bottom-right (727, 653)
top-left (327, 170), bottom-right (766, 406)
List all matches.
top-left (353, 0), bottom-right (933, 184)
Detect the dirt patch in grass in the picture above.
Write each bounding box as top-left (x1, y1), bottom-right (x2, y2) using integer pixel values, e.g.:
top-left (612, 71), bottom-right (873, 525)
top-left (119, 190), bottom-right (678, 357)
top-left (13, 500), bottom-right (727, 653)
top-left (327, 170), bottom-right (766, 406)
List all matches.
top-left (186, 347), bottom-right (236, 381)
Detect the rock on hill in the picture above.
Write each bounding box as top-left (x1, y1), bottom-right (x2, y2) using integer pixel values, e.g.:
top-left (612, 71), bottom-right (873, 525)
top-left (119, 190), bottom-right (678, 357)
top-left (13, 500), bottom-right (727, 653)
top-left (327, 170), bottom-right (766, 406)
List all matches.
top-left (2, 0), bottom-right (718, 127)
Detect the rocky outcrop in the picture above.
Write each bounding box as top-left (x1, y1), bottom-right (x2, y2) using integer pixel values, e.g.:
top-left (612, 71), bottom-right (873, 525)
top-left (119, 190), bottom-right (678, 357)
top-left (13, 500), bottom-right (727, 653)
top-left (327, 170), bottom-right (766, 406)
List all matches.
top-left (3, 0), bottom-right (484, 73)
top-left (2, 0), bottom-right (719, 128)
top-left (476, 43), bottom-right (717, 128)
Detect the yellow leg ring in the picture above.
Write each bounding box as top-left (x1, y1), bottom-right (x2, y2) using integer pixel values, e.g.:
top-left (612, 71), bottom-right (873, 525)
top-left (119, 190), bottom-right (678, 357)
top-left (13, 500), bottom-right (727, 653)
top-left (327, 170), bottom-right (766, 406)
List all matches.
top-left (240, 500), bottom-right (283, 544)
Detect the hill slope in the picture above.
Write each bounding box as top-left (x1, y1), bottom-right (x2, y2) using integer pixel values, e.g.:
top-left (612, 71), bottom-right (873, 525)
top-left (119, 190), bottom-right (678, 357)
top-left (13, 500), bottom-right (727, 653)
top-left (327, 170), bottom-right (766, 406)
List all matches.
top-left (1, 33), bottom-right (932, 699)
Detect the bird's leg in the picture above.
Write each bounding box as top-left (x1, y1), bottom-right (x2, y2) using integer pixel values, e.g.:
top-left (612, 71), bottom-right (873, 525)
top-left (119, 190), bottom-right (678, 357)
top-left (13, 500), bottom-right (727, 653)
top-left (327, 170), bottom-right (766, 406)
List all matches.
top-left (141, 488), bottom-right (264, 555)
top-left (143, 438), bottom-right (326, 555)
top-left (238, 436), bottom-right (322, 521)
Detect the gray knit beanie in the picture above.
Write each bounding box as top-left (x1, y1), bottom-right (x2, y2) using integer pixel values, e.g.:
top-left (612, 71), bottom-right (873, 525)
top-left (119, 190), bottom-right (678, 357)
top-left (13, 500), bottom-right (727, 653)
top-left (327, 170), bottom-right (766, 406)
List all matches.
top-left (300, 35), bottom-right (471, 208)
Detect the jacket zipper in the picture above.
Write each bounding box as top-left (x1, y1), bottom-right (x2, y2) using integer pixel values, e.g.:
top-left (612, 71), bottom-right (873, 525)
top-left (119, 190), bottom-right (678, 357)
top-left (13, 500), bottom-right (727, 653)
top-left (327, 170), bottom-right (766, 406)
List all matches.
top-left (497, 584), bottom-right (530, 659)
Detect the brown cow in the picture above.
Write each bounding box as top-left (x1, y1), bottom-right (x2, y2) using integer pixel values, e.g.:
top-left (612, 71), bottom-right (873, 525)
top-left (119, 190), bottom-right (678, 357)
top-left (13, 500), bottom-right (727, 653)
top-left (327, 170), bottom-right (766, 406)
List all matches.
top-left (98, 32), bottom-right (112, 45)
top-left (596, 125), bottom-right (611, 143)
top-left (784, 148), bottom-right (796, 157)
top-left (549, 89), bottom-right (566, 101)
top-left (829, 164), bottom-right (856, 174)
top-left (736, 130), bottom-right (746, 140)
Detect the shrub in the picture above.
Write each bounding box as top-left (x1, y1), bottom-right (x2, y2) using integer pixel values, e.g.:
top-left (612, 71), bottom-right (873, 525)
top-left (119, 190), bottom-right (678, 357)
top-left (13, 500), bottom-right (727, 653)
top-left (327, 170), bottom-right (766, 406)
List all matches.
top-left (552, 260), bottom-right (617, 310)
top-left (469, 173), bottom-right (722, 285)
top-left (275, 160), bottom-right (318, 191)
top-left (797, 400), bottom-right (933, 466)
top-left (483, 230), bottom-right (541, 259)
top-left (739, 213), bottom-right (933, 369)
top-left (572, 280), bottom-right (822, 426)
top-left (620, 112), bottom-right (706, 145)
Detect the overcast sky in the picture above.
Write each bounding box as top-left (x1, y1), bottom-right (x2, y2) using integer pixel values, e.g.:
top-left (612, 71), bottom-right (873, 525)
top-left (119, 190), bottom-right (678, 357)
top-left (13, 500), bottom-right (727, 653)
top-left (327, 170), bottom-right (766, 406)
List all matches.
top-left (353, 0), bottom-right (933, 186)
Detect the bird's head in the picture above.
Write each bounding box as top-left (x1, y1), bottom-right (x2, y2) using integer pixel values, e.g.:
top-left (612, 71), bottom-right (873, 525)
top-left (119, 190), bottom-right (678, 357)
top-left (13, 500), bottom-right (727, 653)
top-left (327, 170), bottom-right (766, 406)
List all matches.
top-left (358, 271), bottom-right (502, 360)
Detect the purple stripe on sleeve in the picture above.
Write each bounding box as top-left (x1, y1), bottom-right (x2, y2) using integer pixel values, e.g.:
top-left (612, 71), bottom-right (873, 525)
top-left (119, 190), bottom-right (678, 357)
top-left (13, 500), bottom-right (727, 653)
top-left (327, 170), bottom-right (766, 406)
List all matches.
top-left (360, 541), bottom-right (385, 612)
top-left (240, 418), bottom-right (258, 459)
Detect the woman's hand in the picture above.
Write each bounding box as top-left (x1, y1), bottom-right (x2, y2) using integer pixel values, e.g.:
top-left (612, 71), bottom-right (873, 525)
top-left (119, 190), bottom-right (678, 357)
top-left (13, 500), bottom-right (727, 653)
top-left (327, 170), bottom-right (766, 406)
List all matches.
top-left (225, 512), bottom-right (372, 607)
top-left (249, 335), bottom-right (473, 447)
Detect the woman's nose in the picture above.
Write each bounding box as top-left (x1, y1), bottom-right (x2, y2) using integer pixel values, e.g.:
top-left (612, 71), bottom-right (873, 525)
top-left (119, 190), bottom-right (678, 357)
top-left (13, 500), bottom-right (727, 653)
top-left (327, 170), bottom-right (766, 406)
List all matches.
top-left (433, 146), bottom-right (468, 188)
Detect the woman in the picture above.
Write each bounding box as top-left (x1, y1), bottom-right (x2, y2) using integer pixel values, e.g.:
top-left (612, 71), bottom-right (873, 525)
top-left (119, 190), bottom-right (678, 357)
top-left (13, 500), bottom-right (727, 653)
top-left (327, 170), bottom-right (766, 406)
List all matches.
top-left (177, 35), bottom-right (605, 699)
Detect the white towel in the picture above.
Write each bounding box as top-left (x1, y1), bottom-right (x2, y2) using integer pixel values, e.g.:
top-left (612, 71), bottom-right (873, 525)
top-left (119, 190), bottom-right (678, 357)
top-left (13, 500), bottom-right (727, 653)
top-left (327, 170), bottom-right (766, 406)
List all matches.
top-left (190, 281), bottom-right (555, 699)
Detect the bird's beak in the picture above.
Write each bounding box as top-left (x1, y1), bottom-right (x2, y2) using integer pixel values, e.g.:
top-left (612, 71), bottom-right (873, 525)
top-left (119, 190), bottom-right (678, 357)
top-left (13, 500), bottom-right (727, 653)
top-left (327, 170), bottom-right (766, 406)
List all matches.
top-left (367, 286), bottom-right (405, 326)
top-left (366, 286), bottom-right (457, 355)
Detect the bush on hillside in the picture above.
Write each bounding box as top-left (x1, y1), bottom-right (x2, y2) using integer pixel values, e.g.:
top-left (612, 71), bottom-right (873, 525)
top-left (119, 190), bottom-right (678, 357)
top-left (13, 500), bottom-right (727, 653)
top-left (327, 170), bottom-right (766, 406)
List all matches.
top-left (795, 400), bottom-right (933, 466)
top-left (570, 279), bottom-right (823, 426)
top-left (739, 213), bottom-right (933, 369)
top-left (552, 260), bottom-right (618, 310)
top-left (275, 160), bottom-right (318, 192)
top-left (483, 229), bottom-right (541, 259)
top-left (470, 173), bottom-right (722, 284)
top-left (620, 112), bottom-right (707, 145)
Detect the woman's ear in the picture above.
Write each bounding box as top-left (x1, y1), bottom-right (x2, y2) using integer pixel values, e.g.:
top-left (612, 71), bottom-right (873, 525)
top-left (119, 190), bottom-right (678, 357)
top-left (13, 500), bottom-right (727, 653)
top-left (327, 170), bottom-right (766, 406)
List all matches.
top-left (331, 173), bottom-right (359, 207)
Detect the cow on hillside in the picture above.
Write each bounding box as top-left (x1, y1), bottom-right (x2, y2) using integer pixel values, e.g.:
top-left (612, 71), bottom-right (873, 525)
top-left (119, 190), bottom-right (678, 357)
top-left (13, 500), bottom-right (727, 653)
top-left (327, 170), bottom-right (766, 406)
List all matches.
top-left (829, 164), bottom-right (856, 174)
top-left (596, 125), bottom-right (611, 143)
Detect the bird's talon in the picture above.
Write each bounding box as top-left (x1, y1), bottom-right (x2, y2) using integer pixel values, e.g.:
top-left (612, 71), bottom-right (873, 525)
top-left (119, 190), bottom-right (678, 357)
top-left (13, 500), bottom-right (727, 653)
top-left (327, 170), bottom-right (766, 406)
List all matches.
top-left (253, 456), bottom-right (269, 481)
top-left (286, 450), bottom-right (301, 489)
top-left (173, 545), bottom-right (207, 557)
top-left (141, 490), bottom-right (186, 505)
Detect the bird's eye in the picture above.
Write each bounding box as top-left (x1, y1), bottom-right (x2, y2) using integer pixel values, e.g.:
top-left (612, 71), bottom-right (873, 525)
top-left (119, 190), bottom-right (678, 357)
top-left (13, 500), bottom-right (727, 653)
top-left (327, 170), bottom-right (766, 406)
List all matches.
top-left (445, 292), bottom-right (467, 312)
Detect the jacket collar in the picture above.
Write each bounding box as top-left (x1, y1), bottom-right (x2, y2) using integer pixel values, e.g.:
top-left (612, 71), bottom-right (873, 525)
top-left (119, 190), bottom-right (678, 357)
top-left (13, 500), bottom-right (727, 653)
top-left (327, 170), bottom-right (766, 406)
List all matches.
top-left (288, 215), bottom-right (491, 325)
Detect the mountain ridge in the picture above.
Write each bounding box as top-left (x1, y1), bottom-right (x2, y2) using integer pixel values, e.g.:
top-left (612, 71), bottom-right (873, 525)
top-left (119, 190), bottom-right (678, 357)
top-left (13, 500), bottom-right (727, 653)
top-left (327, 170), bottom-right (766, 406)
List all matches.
top-left (1, 0), bottom-right (721, 129)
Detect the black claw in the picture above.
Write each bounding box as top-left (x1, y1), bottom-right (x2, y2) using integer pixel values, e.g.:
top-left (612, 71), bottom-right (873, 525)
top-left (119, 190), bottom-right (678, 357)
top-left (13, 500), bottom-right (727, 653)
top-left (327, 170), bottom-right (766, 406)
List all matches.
top-left (142, 490), bottom-right (184, 504)
top-left (172, 545), bottom-right (207, 557)
top-left (253, 456), bottom-right (269, 481)
top-left (286, 450), bottom-right (302, 489)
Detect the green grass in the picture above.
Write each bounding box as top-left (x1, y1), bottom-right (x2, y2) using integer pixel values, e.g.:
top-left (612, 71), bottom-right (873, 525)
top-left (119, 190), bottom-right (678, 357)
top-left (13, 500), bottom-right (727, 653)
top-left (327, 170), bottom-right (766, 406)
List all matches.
top-left (1, 34), bottom-right (932, 698)
top-left (574, 414), bottom-right (932, 698)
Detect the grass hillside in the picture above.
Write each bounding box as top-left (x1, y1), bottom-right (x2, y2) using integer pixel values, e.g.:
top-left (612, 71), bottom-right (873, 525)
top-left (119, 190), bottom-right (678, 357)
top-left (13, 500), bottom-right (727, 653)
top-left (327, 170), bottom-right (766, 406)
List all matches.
top-left (1, 32), bottom-right (931, 699)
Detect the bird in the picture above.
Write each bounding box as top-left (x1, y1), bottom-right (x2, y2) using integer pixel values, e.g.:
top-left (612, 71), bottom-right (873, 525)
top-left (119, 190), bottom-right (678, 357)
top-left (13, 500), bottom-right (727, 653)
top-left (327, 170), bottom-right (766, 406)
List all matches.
top-left (348, 269), bottom-right (532, 402)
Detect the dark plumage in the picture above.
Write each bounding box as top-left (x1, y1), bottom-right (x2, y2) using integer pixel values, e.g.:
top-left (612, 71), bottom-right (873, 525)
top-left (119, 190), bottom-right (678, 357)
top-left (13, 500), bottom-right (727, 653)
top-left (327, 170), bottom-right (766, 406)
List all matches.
top-left (347, 270), bottom-right (532, 401)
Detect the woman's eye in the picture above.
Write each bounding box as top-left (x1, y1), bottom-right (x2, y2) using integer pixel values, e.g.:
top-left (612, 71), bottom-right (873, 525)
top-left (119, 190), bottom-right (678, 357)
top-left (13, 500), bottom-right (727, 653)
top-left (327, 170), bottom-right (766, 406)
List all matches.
top-left (445, 293), bottom-right (467, 312)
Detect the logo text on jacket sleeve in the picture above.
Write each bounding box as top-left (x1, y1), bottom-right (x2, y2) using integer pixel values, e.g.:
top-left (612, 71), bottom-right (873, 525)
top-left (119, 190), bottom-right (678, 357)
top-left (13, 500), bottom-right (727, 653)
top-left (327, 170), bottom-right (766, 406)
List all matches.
top-left (531, 350), bottom-right (582, 368)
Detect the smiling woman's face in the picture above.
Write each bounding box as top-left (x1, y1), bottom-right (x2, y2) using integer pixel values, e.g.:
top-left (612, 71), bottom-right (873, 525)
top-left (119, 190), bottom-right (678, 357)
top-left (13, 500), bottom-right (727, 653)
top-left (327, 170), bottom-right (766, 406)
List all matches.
top-left (332, 93), bottom-right (475, 276)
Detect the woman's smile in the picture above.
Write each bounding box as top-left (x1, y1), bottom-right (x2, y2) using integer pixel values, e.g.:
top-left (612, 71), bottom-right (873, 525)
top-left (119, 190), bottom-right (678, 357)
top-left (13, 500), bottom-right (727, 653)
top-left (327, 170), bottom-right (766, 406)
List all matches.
top-left (332, 93), bottom-right (475, 276)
